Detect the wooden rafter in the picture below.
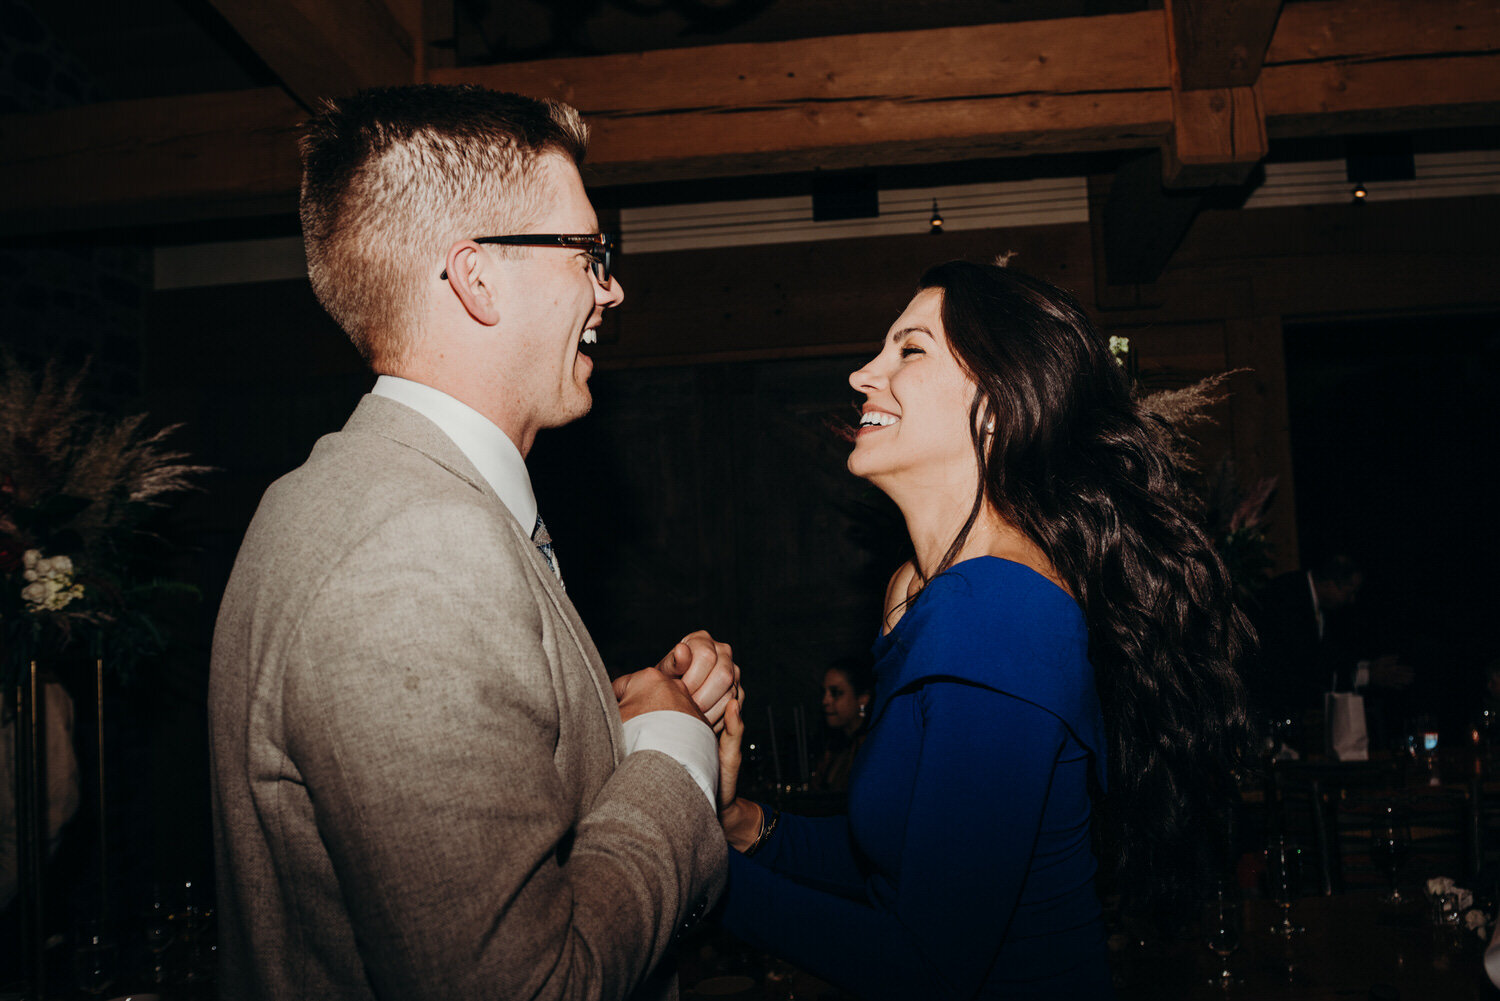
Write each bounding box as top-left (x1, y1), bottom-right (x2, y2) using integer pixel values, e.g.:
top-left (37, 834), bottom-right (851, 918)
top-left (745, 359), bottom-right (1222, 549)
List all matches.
top-left (435, 11), bottom-right (1172, 184)
top-left (207, 0), bottom-right (417, 109)
top-left (0, 88), bottom-right (305, 235)
top-left (1162, 0), bottom-right (1279, 188)
top-left (1167, 0), bottom-right (1285, 90)
top-left (1263, 0), bottom-right (1500, 136)
top-left (0, 0), bottom-right (1496, 236)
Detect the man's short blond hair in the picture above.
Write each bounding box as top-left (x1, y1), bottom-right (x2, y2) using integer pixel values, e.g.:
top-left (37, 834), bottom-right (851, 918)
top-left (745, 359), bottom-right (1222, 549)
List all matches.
top-left (299, 85), bottom-right (589, 366)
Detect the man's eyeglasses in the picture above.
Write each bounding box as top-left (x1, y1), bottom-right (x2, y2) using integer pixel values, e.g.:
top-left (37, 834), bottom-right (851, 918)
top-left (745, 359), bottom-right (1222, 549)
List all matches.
top-left (440, 233), bottom-right (616, 286)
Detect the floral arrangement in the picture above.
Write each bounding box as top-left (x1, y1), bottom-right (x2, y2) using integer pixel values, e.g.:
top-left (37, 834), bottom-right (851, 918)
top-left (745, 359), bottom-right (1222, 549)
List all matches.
top-left (0, 355), bottom-right (211, 689)
top-left (1427, 876), bottom-right (1493, 942)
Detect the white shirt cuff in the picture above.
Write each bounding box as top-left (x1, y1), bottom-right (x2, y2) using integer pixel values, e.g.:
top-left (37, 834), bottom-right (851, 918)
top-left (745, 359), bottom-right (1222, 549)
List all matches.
top-left (621, 711), bottom-right (717, 811)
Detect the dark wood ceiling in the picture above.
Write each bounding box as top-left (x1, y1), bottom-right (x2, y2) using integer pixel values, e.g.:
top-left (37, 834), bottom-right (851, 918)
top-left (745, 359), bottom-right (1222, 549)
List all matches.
top-left (22, 0), bottom-right (1161, 105)
top-left (3, 0), bottom-right (1497, 285)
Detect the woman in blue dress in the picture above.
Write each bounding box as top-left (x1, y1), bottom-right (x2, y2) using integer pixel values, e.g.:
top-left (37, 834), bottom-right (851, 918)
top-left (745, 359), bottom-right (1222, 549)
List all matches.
top-left (715, 260), bottom-right (1252, 999)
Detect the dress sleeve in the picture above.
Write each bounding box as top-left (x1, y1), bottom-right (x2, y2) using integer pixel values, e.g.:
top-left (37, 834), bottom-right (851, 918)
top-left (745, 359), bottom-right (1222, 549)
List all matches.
top-left (722, 680), bottom-right (1067, 1000)
top-left (742, 811), bottom-right (866, 898)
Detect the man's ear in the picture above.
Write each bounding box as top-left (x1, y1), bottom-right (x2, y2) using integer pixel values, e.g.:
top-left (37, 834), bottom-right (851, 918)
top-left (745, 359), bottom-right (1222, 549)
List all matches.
top-left (444, 241), bottom-right (501, 326)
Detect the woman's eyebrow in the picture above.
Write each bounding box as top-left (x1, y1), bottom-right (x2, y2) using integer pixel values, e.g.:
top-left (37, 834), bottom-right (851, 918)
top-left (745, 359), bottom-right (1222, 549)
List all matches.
top-left (887, 325), bottom-right (932, 346)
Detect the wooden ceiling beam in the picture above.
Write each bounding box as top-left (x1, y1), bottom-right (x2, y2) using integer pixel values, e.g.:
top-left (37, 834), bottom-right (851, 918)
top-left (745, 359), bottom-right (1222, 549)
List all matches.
top-left (1094, 152), bottom-right (1212, 289)
top-left (0, 0), bottom-right (1495, 236)
top-left (1163, 84), bottom-right (1268, 188)
top-left (432, 11), bottom-right (1172, 186)
top-left (1263, 0), bottom-right (1500, 137)
top-left (0, 88), bottom-right (305, 235)
top-left (207, 0), bottom-right (417, 109)
top-left (1161, 0), bottom-right (1278, 188)
top-left (1166, 0), bottom-right (1285, 90)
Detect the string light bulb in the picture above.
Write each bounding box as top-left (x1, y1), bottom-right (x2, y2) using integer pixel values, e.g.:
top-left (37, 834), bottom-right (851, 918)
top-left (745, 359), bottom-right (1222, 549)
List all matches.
top-left (929, 198), bottom-right (944, 234)
top-left (1352, 183), bottom-right (1369, 203)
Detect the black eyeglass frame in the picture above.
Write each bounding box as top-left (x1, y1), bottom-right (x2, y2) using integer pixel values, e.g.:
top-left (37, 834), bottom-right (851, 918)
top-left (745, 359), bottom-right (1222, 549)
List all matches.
top-left (439, 232), bottom-right (617, 284)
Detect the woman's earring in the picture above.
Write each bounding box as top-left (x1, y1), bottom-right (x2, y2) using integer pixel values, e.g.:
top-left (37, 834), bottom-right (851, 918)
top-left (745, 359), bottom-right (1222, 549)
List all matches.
top-left (984, 418), bottom-right (995, 435)
top-left (858, 702), bottom-right (868, 718)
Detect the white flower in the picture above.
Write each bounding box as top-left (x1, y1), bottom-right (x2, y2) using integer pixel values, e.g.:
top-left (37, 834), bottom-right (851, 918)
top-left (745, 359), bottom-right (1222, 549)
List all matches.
top-left (18, 550), bottom-right (85, 612)
top-left (51, 583), bottom-right (83, 611)
top-left (1464, 908), bottom-right (1489, 933)
top-left (1427, 876), bottom-right (1456, 898)
top-left (1458, 888), bottom-right (1475, 911)
top-left (1108, 335), bottom-right (1131, 368)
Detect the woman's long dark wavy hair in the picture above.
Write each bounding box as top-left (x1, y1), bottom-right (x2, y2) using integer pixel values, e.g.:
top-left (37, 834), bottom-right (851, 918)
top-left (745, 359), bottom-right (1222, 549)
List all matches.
top-left (915, 259), bottom-right (1253, 916)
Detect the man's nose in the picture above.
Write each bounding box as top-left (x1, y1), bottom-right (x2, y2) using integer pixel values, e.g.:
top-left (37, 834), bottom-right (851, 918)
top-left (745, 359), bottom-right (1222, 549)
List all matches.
top-left (600, 275), bottom-right (625, 308)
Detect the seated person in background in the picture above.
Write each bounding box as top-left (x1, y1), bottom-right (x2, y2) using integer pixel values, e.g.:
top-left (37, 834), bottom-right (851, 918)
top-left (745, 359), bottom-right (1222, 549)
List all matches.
top-left (1482, 659), bottom-right (1500, 716)
top-left (1252, 554), bottom-right (1412, 730)
top-left (810, 656), bottom-right (874, 794)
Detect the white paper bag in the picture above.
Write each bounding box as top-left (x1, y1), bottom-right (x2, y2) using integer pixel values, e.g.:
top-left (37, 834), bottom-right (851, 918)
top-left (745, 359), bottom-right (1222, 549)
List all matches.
top-left (1324, 691), bottom-right (1369, 761)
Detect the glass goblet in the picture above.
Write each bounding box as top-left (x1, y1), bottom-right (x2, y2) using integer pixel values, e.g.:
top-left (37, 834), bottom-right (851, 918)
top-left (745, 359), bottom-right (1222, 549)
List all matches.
top-left (1203, 884), bottom-right (1243, 988)
top-left (72, 918), bottom-right (117, 997)
top-left (1265, 837), bottom-right (1304, 937)
top-left (143, 892), bottom-right (175, 985)
top-left (1370, 803), bottom-right (1412, 905)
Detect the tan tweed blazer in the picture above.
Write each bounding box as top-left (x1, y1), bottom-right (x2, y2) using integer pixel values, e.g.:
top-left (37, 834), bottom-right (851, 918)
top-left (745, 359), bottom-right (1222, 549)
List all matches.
top-left (209, 394), bottom-right (725, 1001)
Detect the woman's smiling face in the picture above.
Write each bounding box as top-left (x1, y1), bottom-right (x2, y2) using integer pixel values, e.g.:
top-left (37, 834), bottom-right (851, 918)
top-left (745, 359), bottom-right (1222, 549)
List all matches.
top-left (847, 288), bottom-right (981, 491)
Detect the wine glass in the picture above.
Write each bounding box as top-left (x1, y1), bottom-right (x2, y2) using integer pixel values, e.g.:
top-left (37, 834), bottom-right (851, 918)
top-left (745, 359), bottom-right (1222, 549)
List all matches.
top-left (1371, 803), bottom-right (1412, 905)
top-left (72, 918), bottom-right (117, 997)
top-left (1203, 883), bottom-right (1243, 988)
top-left (143, 888), bottom-right (175, 984)
top-left (175, 878), bottom-right (214, 982)
top-left (1265, 836), bottom-right (1304, 937)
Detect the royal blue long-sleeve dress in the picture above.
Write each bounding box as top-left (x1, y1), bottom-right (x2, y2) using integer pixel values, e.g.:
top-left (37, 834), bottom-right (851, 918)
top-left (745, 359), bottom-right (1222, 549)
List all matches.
top-left (722, 558), bottom-right (1116, 999)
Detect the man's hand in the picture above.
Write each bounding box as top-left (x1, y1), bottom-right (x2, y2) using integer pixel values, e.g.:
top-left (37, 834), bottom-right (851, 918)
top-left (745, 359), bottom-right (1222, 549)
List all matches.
top-left (656, 630), bottom-right (741, 732)
top-left (612, 667), bottom-right (708, 725)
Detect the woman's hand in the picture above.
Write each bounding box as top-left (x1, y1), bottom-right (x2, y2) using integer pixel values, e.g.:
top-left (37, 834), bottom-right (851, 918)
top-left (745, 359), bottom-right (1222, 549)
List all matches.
top-left (718, 695), bottom-right (743, 810)
top-left (717, 696), bottom-right (764, 851)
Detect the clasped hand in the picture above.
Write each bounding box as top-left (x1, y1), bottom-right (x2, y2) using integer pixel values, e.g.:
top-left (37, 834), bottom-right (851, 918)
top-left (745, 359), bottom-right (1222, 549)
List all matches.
top-left (613, 630), bottom-right (756, 843)
top-left (612, 630), bottom-right (741, 732)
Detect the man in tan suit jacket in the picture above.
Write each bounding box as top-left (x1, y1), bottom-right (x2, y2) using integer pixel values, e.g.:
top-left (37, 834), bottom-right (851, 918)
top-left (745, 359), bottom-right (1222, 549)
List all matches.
top-left (210, 86), bottom-right (735, 1001)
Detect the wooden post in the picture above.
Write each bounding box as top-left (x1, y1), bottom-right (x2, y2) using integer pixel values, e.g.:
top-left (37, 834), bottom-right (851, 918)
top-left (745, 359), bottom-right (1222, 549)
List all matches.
top-left (95, 654), bottom-right (107, 924)
top-left (15, 661), bottom-right (47, 999)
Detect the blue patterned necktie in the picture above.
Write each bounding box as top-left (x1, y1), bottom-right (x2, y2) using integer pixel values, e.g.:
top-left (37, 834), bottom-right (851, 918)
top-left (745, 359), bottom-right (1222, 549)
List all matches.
top-left (533, 515), bottom-right (563, 588)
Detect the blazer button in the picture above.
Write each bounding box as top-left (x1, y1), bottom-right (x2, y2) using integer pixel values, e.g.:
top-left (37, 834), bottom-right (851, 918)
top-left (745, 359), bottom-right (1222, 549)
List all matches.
top-left (677, 897), bottom-right (707, 939)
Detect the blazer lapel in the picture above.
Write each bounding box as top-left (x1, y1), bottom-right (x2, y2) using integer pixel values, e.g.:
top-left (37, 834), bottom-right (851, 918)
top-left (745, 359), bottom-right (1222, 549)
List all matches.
top-left (343, 394), bottom-right (624, 763)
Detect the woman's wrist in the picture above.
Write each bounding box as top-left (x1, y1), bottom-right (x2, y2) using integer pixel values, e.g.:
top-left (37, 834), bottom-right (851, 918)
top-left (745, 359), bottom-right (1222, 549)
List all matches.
top-left (721, 798), bottom-right (763, 853)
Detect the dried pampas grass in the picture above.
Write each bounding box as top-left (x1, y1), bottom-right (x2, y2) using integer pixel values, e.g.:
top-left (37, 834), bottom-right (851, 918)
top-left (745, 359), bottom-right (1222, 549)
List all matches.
top-left (0, 354), bottom-right (212, 550)
top-left (1137, 369), bottom-right (1247, 472)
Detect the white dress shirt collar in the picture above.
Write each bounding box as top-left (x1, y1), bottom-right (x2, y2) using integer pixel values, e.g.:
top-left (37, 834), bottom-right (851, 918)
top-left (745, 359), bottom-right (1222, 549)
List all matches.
top-left (371, 375), bottom-right (536, 531)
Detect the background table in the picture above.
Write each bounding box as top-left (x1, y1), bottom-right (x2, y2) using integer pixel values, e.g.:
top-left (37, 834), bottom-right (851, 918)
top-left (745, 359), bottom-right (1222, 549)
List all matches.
top-left (1117, 893), bottom-right (1496, 1000)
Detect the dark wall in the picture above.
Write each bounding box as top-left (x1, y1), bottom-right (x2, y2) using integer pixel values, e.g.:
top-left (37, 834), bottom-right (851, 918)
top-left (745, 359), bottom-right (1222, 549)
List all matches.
top-left (1284, 311), bottom-right (1500, 739)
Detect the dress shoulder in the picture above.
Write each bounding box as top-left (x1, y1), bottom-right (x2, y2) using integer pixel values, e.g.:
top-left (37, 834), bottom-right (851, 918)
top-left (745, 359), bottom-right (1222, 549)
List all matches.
top-left (871, 557), bottom-right (1105, 775)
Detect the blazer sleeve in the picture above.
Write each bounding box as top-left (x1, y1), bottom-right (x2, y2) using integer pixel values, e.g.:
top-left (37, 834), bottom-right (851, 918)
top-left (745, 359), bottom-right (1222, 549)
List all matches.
top-left (721, 680), bottom-right (1066, 1001)
top-left (281, 500), bottom-right (725, 1001)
